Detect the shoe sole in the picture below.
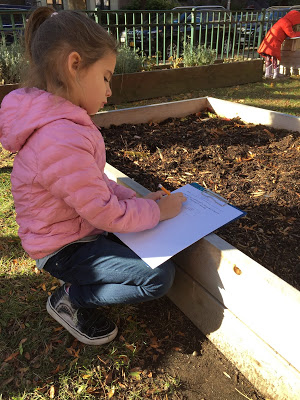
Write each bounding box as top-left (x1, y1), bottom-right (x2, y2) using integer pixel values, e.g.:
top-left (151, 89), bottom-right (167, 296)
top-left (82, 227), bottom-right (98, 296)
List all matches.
top-left (46, 297), bottom-right (118, 345)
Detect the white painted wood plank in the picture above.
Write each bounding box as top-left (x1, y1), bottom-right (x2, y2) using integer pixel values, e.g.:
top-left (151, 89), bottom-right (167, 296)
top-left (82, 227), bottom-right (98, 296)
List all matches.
top-left (105, 163), bottom-right (150, 196)
top-left (94, 96), bottom-right (300, 133)
top-left (207, 97), bottom-right (300, 132)
top-left (173, 236), bottom-right (300, 372)
top-left (92, 97), bottom-right (209, 127)
top-left (168, 266), bottom-right (300, 400)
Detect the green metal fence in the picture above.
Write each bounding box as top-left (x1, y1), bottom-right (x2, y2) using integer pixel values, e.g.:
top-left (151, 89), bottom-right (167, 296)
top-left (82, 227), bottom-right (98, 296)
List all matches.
top-left (0, 8), bottom-right (296, 64)
top-left (86, 8), bottom-right (295, 63)
top-left (0, 10), bottom-right (27, 45)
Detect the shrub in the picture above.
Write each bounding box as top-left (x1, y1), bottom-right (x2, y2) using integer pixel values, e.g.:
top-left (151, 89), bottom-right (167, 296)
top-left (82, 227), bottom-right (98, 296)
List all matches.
top-left (115, 46), bottom-right (144, 74)
top-left (182, 42), bottom-right (216, 67)
top-left (0, 40), bottom-right (24, 84)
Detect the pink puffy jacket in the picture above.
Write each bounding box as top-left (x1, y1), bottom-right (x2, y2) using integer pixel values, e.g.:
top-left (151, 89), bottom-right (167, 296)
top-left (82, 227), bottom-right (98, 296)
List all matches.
top-left (0, 88), bottom-right (160, 259)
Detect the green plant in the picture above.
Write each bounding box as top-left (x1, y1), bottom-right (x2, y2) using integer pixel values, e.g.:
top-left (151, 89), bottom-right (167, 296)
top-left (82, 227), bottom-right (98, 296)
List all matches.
top-left (168, 55), bottom-right (183, 69)
top-left (141, 54), bottom-right (158, 71)
top-left (0, 40), bottom-right (24, 84)
top-left (115, 46), bottom-right (144, 74)
top-left (182, 41), bottom-right (216, 67)
top-left (223, 55), bottom-right (245, 63)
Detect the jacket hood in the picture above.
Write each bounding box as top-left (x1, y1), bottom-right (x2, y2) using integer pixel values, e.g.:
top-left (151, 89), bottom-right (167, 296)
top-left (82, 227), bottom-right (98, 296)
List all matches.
top-left (0, 88), bottom-right (93, 152)
top-left (285, 10), bottom-right (300, 25)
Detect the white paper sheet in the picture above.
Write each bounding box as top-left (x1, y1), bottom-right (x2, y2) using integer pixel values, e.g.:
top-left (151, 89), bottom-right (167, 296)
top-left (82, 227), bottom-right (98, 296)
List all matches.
top-left (115, 184), bottom-right (244, 269)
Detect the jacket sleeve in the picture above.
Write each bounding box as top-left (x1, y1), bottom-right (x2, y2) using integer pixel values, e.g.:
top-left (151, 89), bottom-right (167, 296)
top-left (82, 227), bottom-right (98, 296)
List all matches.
top-left (36, 122), bottom-right (160, 233)
top-left (281, 19), bottom-right (300, 38)
top-left (285, 30), bottom-right (300, 38)
top-left (104, 175), bottom-right (138, 200)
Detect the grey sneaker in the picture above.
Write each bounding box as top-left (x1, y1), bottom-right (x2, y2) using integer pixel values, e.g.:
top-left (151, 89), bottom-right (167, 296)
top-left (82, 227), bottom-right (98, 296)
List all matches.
top-left (46, 285), bottom-right (118, 345)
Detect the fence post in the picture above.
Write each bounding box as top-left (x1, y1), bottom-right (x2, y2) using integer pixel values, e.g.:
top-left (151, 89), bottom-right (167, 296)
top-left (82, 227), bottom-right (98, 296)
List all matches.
top-left (257, 8), bottom-right (266, 47)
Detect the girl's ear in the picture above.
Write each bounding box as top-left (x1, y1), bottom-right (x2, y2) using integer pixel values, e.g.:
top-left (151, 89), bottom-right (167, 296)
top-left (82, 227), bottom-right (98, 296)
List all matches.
top-left (67, 51), bottom-right (82, 79)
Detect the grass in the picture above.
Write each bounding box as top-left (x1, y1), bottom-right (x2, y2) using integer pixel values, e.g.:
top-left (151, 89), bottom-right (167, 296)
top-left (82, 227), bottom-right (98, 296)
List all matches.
top-left (0, 154), bottom-right (180, 398)
top-left (1, 76), bottom-right (300, 399)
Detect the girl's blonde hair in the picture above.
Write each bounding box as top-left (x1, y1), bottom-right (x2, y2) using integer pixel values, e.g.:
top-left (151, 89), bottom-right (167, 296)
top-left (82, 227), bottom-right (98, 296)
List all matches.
top-left (23, 7), bottom-right (118, 95)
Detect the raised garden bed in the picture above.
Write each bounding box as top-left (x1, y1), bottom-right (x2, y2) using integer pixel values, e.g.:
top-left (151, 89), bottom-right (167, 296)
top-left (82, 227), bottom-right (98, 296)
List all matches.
top-left (109, 59), bottom-right (263, 104)
top-left (0, 83), bottom-right (19, 104)
top-left (92, 97), bottom-right (300, 400)
top-left (0, 60), bottom-right (263, 106)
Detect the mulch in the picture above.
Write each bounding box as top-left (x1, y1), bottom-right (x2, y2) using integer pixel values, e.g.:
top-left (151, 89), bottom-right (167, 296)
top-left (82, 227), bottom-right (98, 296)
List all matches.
top-left (101, 110), bottom-right (300, 290)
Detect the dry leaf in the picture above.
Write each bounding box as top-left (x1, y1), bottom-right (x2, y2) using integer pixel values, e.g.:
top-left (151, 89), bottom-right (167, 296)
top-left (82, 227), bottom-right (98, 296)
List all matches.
top-left (125, 343), bottom-right (135, 352)
top-left (105, 371), bottom-right (113, 384)
top-left (97, 355), bottom-right (108, 364)
top-left (86, 386), bottom-right (98, 393)
top-left (49, 385), bottom-right (55, 399)
top-left (108, 387), bottom-right (115, 398)
top-left (69, 357), bottom-right (79, 367)
top-left (77, 386), bottom-right (84, 394)
top-left (130, 367), bottom-right (142, 372)
top-left (2, 377), bottom-right (14, 386)
top-left (150, 343), bottom-right (160, 349)
top-left (264, 128), bottom-right (275, 138)
top-left (129, 371), bottom-right (142, 380)
top-left (4, 351), bottom-right (19, 362)
top-left (118, 355), bottom-right (129, 364)
top-left (66, 347), bottom-right (74, 356)
top-left (51, 365), bottom-right (60, 374)
top-left (251, 190), bottom-right (265, 197)
top-left (172, 347), bottom-right (182, 352)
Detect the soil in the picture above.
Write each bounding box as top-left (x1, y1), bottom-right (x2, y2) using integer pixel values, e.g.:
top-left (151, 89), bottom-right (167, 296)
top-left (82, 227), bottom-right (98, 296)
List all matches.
top-left (102, 111), bottom-right (300, 291)
top-left (131, 296), bottom-right (266, 400)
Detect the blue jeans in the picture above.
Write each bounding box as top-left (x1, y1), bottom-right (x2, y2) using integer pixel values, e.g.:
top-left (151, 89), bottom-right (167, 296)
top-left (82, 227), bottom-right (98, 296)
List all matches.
top-left (43, 234), bottom-right (176, 309)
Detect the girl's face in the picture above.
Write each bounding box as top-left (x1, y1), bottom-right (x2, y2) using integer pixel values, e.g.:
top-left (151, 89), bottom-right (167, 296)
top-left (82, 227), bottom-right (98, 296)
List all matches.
top-left (72, 52), bottom-right (116, 115)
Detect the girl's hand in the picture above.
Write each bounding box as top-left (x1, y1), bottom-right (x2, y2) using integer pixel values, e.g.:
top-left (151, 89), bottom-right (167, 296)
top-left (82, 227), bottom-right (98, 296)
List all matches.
top-left (144, 190), bottom-right (164, 201)
top-left (157, 192), bottom-right (187, 221)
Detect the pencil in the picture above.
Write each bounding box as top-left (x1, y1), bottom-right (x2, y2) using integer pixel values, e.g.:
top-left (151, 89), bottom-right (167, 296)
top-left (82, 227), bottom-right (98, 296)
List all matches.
top-left (158, 184), bottom-right (171, 196)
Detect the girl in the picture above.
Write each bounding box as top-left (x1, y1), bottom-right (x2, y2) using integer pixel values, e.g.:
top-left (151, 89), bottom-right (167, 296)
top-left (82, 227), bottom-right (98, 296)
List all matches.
top-left (258, 10), bottom-right (300, 79)
top-left (0, 7), bottom-right (186, 345)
